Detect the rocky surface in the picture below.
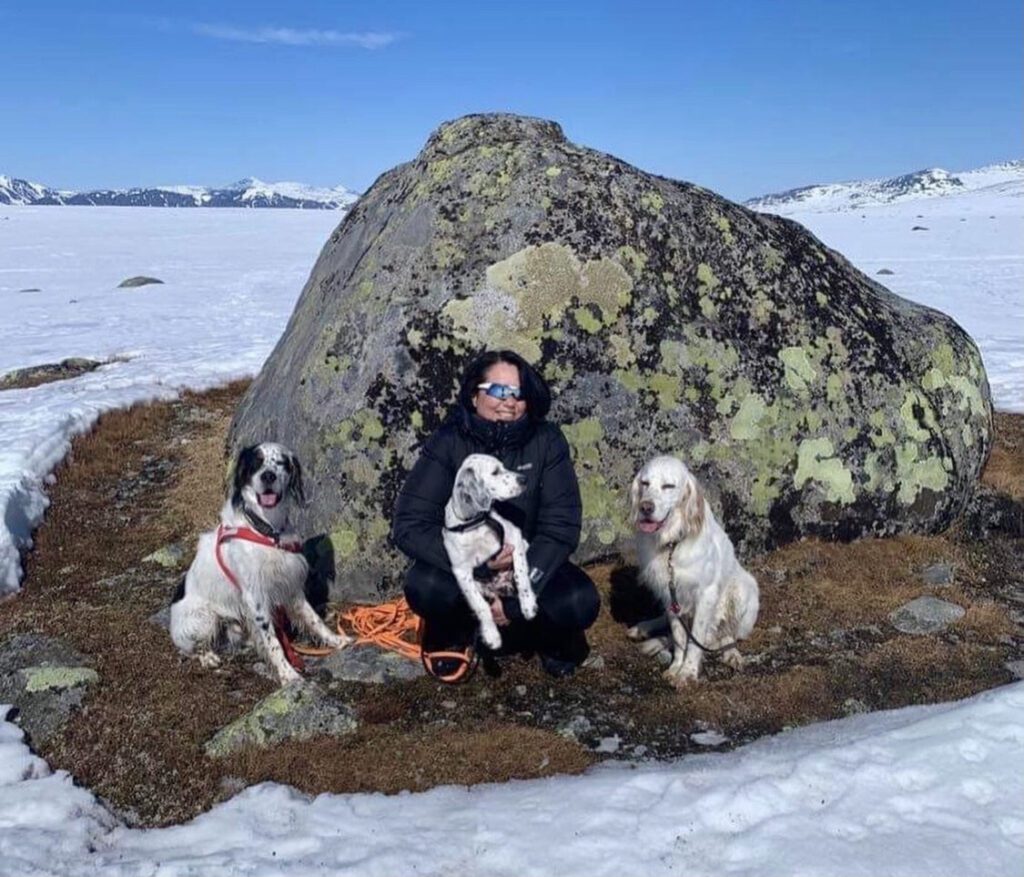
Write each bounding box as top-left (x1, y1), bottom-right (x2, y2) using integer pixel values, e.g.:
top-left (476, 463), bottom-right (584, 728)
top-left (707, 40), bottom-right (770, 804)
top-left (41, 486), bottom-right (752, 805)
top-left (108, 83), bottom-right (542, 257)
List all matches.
top-left (204, 682), bottom-right (357, 757)
top-left (0, 634), bottom-right (99, 746)
top-left (118, 276), bottom-right (164, 288)
top-left (889, 596), bottom-right (966, 634)
top-left (0, 357), bottom-right (103, 390)
top-left (226, 112), bottom-right (988, 603)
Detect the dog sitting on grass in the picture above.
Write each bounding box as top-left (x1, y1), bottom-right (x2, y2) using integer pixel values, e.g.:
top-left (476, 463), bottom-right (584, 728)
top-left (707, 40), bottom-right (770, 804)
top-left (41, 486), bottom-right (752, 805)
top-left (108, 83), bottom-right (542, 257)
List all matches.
top-left (628, 455), bottom-right (759, 688)
top-left (169, 442), bottom-right (350, 684)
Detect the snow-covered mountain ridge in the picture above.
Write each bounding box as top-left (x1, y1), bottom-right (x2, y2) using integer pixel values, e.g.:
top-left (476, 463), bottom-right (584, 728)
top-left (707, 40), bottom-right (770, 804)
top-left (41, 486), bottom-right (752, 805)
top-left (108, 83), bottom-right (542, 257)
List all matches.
top-left (0, 175), bottom-right (358, 209)
top-left (746, 160), bottom-right (1024, 213)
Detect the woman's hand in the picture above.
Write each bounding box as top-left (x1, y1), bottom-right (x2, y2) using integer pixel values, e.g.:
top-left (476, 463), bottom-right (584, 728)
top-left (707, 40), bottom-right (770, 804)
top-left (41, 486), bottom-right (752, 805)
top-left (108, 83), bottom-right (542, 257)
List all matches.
top-left (490, 596), bottom-right (510, 627)
top-left (487, 544), bottom-right (514, 572)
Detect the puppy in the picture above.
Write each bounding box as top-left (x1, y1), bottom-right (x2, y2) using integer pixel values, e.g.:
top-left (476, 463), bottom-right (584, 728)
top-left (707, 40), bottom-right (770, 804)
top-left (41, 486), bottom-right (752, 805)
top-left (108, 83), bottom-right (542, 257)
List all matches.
top-left (628, 455), bottom-right (759, 687)
top-left (170, 442), bottom-right (351, 684)
top-left (442, 454), bottom-right (537, 650)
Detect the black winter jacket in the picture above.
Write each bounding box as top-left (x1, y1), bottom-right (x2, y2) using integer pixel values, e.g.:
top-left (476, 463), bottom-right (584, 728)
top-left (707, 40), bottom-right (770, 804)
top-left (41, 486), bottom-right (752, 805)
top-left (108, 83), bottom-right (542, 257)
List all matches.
top-left (391, 406), bottom-right (582, 595)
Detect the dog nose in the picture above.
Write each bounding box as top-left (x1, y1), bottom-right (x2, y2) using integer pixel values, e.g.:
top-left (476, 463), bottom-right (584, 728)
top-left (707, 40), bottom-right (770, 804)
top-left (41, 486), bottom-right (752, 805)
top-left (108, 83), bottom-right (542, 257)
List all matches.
top-left (260, 470), bottom-right (277, 486)
top-left (516, 475), bottom-right (527, 487)
top-left (639, 500), bottom-right (654, 516)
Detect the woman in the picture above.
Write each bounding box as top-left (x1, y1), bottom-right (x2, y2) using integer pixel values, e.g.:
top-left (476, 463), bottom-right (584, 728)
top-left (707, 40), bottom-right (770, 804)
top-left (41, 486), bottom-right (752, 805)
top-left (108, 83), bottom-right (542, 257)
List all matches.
top-left (391, 350), bottom-right (600, 680)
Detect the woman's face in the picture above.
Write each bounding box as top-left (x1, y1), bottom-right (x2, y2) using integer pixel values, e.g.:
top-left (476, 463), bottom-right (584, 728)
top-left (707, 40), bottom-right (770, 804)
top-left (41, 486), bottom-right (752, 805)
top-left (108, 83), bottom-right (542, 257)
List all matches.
top-left (473, 361), bottom-right (528, 423)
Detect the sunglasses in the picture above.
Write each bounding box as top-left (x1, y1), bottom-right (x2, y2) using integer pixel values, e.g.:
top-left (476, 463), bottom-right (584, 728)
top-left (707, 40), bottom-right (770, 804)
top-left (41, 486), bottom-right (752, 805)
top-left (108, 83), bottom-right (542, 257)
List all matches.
top-left (477, 382), bottom-right (523, 400)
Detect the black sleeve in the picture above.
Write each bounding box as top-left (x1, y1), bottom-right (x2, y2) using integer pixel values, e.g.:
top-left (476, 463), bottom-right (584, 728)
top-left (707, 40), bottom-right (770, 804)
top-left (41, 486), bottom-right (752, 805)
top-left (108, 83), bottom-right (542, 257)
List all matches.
top-left (390, 430), bottom-right (457, 572)
top-left (526, 426), bottom-right (582, 595)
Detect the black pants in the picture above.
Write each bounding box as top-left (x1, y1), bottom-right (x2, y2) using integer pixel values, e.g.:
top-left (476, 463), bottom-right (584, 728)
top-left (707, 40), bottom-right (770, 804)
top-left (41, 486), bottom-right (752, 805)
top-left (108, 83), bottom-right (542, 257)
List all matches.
top-left (404, 560), bottom-right (600, 666)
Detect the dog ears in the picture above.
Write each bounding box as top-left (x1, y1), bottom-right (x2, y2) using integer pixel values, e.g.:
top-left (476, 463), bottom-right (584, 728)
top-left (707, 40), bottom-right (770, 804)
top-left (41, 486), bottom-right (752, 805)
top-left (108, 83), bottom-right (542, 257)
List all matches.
top-left (680, 478), bottom-right (706, 535)
top-left (456, 465), bottom-right (487, 514)
top-left (288, 454), bottom-right (306, 505)
top-left (232, 445), bottom-right (263, 506)
top-left (627, 473), bottom-right (642, 524)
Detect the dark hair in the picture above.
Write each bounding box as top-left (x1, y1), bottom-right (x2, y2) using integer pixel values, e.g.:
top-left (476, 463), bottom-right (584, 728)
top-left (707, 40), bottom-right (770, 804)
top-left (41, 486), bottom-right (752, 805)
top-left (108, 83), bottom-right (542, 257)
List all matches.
top-left (457, 349), bottom-right (551, 422)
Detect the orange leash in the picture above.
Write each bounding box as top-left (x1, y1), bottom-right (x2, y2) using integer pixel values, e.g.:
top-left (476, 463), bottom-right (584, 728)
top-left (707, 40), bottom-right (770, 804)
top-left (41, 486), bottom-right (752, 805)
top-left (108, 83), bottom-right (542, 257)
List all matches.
top-left (292, 597), bottom-right (476, 683)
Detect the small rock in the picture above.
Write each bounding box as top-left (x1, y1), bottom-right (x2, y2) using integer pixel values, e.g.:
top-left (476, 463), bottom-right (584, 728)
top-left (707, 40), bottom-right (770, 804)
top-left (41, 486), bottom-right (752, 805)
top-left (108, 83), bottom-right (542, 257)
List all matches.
top-left (316, 645), bottom-right (424, 684)
top-left (143, 544), bottom-right (186, 568)
top-left (911, 225), bottom-right (929, 231)
top-left (595, 735), bottom-right (621, 754)
top-left (204, 683), bottom-right (357, 757)
top-left (876, 268), bottom-right (895, 276)
top-left (655, 649), bottom-right (673, 668)
top-left (842, 697), bottom-right (869, 715)
top-left (118, 275), bottom-right (164, 288)
top-left (148, 606), bottom-right (171, 631)
top-left (514, 685), bottom-right (527, 696)
top-left (1005, 660), bottom-right (1024, 680)
top-left (581, 654), bottom-right (605, 671)
top-left (921, 562), bottom-right (955, 586)
top-left (557, 714), bottom-right (593, 742)
top-left (441, 699), bottom-right (457, 711)
top-left (690, 730), bottom-right (728, 746)
top-left (631, 745), bottom-right (649, 758)
top-left (889, 596), bottom-right (965, 635)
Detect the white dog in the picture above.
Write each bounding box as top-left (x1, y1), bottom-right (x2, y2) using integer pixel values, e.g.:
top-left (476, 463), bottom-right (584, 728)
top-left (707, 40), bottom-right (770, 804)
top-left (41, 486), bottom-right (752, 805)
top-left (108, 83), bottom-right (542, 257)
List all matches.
top-left (442, 454), bottom-right (538, 650)
top-left (628, 455), bottom-right (759, 687)
top-left (170, 442), bottom-right (351, 684)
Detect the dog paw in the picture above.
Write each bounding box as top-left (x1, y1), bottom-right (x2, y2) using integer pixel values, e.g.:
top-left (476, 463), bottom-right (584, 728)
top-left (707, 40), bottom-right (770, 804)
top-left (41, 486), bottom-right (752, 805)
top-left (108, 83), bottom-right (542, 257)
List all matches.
top-left (481, 627), bottom-right (503, 651)
top-left (626, 625), bottom-right (646, 642)
top-left (277, 666), bottom-right (303, 685)
top-left (721, 648), bottom-right (744, 670)
top-left (638, 637), bottom-right (670, 658)
top-left (197, 651), bottom-right (221, 669)
top-left (520, 594), bottom-right (538, 620)
top-left (324, 631), bottom-right (353, 650)
top-left (663, 666), bottom-right (698, 689)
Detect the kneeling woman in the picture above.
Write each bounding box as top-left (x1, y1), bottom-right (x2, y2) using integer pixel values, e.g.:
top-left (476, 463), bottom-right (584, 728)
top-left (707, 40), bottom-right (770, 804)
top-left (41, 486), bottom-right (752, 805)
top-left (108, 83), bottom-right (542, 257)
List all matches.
top-left (391, 350), bottom-right (600, 679)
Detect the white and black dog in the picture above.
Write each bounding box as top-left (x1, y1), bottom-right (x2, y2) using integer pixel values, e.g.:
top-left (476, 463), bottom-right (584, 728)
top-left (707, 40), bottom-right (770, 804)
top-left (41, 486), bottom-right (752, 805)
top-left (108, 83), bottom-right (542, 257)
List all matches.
top-left (628, 455), bottom-right (759, 687)
top-left (170, 442), bottom-right (351, 684)
top-left (443, 454), bottom-right (538, 651)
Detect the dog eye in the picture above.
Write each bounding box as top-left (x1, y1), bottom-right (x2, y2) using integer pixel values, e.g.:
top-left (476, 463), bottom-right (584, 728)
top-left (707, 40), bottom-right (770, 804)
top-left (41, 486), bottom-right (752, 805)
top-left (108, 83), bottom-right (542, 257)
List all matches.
top-left (663, 484), bottom-right (676, 490)
top-left (282, 458), bottom-right (292, 473)
top-left (492, 468), bottom-right (500, 476)
top-left (640, 480), bottom-right (650, 487)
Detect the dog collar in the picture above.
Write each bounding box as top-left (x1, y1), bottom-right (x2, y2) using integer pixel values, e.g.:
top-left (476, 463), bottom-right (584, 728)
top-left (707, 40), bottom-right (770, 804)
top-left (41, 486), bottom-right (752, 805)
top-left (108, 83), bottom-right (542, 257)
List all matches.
top-left (243, 506), bottom-right (284, 540)
top-left (445, 512), bottom-right (505, 544)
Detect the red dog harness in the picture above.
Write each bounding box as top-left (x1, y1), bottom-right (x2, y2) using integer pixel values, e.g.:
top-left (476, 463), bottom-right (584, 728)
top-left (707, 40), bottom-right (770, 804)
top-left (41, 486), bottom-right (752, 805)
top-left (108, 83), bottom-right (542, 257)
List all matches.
top-left (215, 524), bottom-right (306, 671)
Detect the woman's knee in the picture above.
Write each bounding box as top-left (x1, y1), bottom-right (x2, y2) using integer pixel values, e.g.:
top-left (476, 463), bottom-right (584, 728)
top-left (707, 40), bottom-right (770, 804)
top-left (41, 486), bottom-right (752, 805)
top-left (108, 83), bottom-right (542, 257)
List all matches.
top-left (403, 562), bottom-right (463, 618)
top-left (537, 564), bottom-right (600, 630)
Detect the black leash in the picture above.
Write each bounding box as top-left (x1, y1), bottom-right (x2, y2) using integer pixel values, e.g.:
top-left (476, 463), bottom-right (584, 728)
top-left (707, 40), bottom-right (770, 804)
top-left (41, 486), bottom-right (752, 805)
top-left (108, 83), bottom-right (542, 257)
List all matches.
top-left (664, 541), bottom-right (738, 656)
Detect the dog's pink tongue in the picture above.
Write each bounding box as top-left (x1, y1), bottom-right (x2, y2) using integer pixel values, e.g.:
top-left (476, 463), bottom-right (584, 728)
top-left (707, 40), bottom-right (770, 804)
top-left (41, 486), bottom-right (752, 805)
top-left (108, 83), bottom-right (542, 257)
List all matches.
top-left (636, 520), bottom-right (662, 533)
top-left (258, 493), bottom-right (279, 508)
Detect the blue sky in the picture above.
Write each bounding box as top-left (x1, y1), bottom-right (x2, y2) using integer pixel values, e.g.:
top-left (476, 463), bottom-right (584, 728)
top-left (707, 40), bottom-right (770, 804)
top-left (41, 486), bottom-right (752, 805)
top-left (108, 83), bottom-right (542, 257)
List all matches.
top-left (2, 0), bottom-right (1020, 201)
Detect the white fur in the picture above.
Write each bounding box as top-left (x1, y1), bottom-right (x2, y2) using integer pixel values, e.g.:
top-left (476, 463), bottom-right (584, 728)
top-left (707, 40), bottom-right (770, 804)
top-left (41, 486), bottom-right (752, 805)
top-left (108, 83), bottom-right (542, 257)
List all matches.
top-left (442, 453), bottom-right (537, 650)
top-left (169, 442), bottom-right (351, 684)
top-left (628, 455), bottom-right (759, 688)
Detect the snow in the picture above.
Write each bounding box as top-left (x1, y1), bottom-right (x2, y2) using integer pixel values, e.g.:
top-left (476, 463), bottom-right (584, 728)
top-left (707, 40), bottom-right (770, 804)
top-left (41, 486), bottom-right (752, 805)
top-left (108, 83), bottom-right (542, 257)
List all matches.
top-left (1, 683), bottom-right (1022, 875)
top-left (0, 173), bottom-right (1022, 875)
top-left (0, 206), bottom-right (342, 595)
top-left (762, 177), bottom-right (1024, 413)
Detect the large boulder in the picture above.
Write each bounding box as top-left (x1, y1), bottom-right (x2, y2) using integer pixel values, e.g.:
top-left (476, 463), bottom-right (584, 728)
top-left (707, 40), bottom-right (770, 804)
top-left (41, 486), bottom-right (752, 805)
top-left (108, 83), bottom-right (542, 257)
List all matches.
top-left (231, 113), bottom-right (993, 601)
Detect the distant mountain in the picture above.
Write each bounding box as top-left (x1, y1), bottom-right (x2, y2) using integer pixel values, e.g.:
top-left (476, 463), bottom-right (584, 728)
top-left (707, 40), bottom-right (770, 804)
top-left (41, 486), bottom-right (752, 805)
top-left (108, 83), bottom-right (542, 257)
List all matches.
top-left (0, 175), bottom-right (359, 209)
top-left (746, 160), bottom-right (1024, 213)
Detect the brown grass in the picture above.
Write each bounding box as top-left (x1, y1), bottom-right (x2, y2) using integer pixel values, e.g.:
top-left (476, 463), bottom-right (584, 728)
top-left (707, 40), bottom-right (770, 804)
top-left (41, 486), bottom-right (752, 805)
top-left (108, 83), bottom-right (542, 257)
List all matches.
top-left (228, 724), bottom-right (594, 798)
top-left (983, 412), bottom-right (1024, 500)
